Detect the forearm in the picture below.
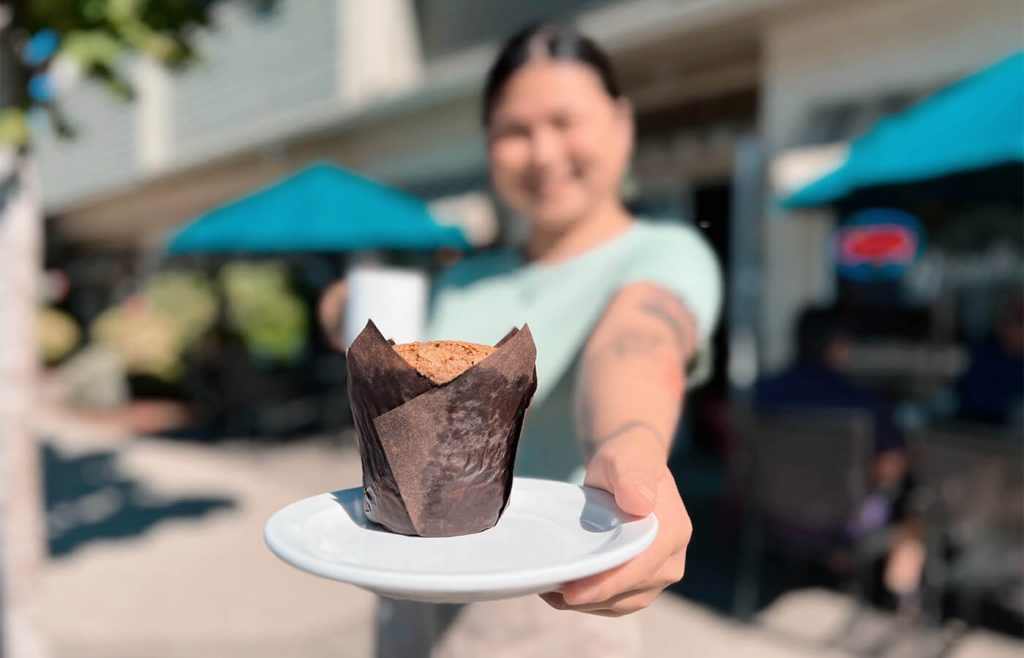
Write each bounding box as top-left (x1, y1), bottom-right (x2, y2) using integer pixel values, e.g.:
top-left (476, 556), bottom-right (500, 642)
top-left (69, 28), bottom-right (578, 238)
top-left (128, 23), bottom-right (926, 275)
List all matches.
top-left (575, 284), bottom-right (695, 463)
top-left (559, 284), bottom-right (698, 615)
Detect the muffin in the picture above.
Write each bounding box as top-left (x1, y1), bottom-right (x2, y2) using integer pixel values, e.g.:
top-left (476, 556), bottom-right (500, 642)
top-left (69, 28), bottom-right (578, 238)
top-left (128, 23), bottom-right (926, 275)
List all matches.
top-left (393, 340), bottom-right (496, 385)
top-left (345, 321), bottom-right (537, 537)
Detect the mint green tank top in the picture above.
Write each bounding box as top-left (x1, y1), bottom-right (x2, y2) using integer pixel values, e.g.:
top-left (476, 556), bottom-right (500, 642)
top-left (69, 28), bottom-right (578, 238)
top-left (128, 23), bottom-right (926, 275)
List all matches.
top-left (426, 221), bottom-right (722, 483)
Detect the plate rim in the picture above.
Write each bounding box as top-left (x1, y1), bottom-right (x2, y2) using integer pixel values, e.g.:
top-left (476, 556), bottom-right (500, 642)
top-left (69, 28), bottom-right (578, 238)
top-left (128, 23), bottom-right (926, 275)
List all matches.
top-left (263, 477), bottom-right (658, 595)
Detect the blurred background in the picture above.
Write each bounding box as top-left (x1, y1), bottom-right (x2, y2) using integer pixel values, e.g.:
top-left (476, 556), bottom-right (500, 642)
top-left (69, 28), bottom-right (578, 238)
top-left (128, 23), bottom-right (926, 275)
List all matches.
top-left (0, 0), bottom-right (1022, 656)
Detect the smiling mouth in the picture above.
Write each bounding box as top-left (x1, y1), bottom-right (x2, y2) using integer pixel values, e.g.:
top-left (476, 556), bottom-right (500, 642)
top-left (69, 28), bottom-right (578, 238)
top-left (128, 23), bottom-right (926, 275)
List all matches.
top-left (533, 180), bottom-right (572, 197)
top-left (526, 170), bottom-right (581, 199)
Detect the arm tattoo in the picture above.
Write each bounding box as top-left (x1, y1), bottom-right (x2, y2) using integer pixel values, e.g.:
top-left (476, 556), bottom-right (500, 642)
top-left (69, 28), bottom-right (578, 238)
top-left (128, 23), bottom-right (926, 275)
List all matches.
top-left (574, 285), bottom-right (692, 458)
top-left (576, 403), bottom-right (664, 461)
top-left (593, 420), bottom-right (663, 446)
top-left (637, 287), bottom-right (691, 353)
top-left (608, 329), bottom-right (671, 357)
top-left (593, 288), bottom-right (693, 363)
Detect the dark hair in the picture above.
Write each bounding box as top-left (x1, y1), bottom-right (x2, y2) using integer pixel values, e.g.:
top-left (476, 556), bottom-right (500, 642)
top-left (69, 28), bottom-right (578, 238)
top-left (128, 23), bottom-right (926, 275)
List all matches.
top-left (482, 22), bottom-right (622, 125)
top-left (795, 307), bottom-right (848, 366)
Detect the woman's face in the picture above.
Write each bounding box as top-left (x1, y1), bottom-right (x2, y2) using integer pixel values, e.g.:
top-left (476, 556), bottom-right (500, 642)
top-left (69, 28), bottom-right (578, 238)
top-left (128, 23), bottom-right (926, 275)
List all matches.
top-left (487, 60), bottom-right (633, 233)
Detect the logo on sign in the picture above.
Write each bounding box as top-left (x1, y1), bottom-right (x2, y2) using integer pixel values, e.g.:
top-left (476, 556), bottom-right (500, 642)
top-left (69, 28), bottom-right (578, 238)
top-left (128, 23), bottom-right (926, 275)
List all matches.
top-left (835, 208), bottom-right (924, 281)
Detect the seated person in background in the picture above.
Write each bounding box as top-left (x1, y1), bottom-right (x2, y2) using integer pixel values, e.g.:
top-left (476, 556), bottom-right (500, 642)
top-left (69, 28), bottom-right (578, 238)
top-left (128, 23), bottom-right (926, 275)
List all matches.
top-left (956, 295), bottom-right (1024, 428)
top-left (755, 307), bottom-right (923, 612)
top-left (755, 306), bottom-right (904, 490)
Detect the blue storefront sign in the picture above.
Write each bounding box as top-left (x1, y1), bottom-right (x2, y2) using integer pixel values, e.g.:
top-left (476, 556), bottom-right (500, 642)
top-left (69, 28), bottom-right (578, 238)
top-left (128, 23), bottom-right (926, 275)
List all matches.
top-left (834, 208), bottom-right (926, 282)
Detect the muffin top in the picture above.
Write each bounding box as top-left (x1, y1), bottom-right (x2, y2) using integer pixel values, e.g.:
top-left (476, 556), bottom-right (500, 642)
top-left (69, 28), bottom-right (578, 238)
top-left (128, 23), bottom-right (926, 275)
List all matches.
top-left (393, 340), bottom-right (496, 385)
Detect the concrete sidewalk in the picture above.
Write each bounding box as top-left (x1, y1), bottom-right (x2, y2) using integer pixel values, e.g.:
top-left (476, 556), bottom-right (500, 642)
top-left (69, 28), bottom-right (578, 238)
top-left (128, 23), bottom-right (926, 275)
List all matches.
top-left (34, 412), bottom-right (1022, 658)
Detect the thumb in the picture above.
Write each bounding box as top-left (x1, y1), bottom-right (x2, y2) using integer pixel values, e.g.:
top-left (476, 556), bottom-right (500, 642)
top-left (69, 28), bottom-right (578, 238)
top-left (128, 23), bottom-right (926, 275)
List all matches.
top-left (586, 442), bottom-right (662, 517)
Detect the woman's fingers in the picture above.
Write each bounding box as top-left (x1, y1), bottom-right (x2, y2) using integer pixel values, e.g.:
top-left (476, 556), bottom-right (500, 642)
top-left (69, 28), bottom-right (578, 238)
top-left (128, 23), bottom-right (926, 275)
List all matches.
top-left (563, 477), bottom-right (689, 603)
top-left (540, 591), bottom-right (570, 610)
top-left (317, 280), bottom-right (348, 350)
top-left (549, 472), bottom-right (691, 616)
top-left (541, 554), bottom-right (687, 615)
top-left (562, 548), bottom-right (685, 606)
top-left (552, 434), bottom-right (693, 617)
top-left (542, 589), bottom-right (657, 616)
top-left (561, 545), bottom-right (669, 607)
top-left (584, 432), bottom-right (665, 517)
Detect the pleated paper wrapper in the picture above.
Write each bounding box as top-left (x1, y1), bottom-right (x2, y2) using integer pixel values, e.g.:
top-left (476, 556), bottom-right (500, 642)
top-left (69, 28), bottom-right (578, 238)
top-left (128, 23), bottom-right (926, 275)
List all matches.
top-left (345, 321), bottom-right (537, 537)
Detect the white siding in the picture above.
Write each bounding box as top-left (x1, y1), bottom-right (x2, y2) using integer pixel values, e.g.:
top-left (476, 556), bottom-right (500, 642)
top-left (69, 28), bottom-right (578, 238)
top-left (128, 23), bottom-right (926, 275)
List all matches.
top-left (36, 80), bottom-right (137, 209)
top-left (758, 0), bottom-right (1024, 371)
top-left (170, 0), bottom-right (338, 161)
top-left (414, 0), bottom-right (634, 58)
top-left (763, 0), bottom-right (1024, 154)
top-left (35, 0), bottom-right (344, 211)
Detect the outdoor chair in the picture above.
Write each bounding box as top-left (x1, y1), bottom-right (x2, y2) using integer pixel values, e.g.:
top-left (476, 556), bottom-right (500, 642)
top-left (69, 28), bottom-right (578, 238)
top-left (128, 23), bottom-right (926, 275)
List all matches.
top-left (732, 407), bottom-right (882, 621)
top-left (908, 426), bottom-right (1024, 629)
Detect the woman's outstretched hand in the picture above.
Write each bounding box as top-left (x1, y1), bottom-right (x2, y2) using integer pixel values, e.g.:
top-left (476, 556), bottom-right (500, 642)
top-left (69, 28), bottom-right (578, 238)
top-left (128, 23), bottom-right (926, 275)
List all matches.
top-left (317, 280), bottom-right (348, 351)
top-left (541, 430), bottom-right (691, 617)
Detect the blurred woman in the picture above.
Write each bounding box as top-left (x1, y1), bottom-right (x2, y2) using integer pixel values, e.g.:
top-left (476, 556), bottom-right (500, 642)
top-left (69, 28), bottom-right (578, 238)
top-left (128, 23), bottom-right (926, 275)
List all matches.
top-left (321, 22), bottom-right (721, 657)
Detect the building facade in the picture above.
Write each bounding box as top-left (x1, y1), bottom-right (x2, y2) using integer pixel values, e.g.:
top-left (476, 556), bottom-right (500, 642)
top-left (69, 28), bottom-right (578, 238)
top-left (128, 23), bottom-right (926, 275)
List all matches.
top-left (39, 0), bottom-right (1023, 376)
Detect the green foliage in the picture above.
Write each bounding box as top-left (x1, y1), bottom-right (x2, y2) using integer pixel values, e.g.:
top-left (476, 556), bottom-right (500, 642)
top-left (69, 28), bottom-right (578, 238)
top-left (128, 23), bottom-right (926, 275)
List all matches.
top-left (0, 109), bottom-right (29, 146)
top-left (0, 0), bottom-right (276, 144)
top-left (143, 270), bottom-right (218, 349)
top-left (70, 261), bottom-right (311, 380)
top-left (91, 295), bottom-right (185, 381)
top-left (86, 270), bottom-right (218, 381)
top-left (18, 0), bottom-right (214, 68)
top-left (219, 261), bottom-right (309, 363)
top-left (38, 305), bottom-right (81, 364)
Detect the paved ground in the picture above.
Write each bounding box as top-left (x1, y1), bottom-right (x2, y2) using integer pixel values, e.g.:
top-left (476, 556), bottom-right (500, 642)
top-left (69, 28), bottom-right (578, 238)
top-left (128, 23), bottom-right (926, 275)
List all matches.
top-left (32, 408), bottom-right (1023, 658)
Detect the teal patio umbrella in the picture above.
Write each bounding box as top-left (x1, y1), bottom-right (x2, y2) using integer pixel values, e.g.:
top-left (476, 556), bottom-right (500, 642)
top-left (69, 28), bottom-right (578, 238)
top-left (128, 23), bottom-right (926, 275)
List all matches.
top-left (167, 162), bottom-right (469, 254)
top-left (785, 51), bottom-right (1024, 209)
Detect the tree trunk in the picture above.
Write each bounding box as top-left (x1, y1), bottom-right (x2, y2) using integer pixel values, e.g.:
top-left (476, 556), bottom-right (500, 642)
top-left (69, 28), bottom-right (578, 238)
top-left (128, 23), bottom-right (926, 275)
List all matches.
top-left (0, 155), bottom-right (49, 658)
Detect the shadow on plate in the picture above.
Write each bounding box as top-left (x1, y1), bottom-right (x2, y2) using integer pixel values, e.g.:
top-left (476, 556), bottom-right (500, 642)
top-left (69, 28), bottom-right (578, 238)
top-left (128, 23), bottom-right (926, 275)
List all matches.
top-left (330, 487), bottom-right (390, 534)
top-left (578, 486), bottom-right (625, 533)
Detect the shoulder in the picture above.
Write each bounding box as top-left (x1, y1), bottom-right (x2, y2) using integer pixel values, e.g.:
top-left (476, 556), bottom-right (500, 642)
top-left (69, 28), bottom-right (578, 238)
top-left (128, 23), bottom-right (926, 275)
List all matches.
top-left (628, 220), bottom-right (715, 254)
top-left (622, 221), bottom-right (720, 285)
top-left (616, 220), bottom-right (722, 341)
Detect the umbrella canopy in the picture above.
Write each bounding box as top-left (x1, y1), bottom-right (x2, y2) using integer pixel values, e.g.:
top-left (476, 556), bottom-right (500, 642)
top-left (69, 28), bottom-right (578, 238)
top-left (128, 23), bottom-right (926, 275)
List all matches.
top-left (785, 51), bottom-right (1024, 209)
top-left (167, 162), bottom-right (469, 254)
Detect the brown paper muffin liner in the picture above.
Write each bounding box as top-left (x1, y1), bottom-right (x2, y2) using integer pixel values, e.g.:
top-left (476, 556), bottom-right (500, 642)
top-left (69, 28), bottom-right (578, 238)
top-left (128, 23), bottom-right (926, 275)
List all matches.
top-left (345, 321), bottom-right (537, 537)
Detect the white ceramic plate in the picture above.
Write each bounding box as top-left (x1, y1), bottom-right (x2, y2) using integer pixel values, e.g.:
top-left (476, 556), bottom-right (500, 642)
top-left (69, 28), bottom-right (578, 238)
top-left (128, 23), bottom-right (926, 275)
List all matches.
top-left (264, 477), bottom-right (658, 603)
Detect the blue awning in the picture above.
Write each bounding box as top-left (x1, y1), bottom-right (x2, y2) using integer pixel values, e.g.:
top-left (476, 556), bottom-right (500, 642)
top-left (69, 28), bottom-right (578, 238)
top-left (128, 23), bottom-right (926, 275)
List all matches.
top-left (167, 162), bottom-right (469, 254)
top-left (785, 51), bottom-right (1024, 209)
